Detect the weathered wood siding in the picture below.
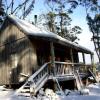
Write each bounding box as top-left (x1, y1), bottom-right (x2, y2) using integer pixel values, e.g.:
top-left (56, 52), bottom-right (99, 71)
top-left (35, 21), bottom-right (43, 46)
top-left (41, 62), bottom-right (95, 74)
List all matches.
top-left (0, 19), bottom-right (37, 85)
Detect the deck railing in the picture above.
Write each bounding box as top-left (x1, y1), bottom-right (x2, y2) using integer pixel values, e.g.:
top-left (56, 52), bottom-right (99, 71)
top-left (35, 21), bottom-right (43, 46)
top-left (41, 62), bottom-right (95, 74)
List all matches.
top-left (54, 61), bottom-right (92, 76)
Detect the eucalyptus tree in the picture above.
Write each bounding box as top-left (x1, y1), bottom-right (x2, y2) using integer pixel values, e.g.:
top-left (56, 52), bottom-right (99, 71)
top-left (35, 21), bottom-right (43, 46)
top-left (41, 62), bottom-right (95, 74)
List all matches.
top-left (78, 0), bottom-right (100, 62)
top-left (0, 0), bottom-right (5, 25)
top-left (1, 0), bottom-right (35, 19)
top-left (40, 0), bottom-right (82, 42)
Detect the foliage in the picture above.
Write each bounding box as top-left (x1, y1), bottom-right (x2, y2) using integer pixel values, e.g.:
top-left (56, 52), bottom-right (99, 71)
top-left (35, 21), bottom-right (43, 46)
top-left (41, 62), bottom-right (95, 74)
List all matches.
top-left (87, 14), bottom-right (100, 62)
top-left (41, 0), bottom-right (82, 42)
top-left (0, 0), bottom-right (5, 16)
top-left (78, 0), bottom-right (100, 62)
top-left (0, 0), bottom-right (5, 25)
top-left (1, 0), bottom-right (35, 19)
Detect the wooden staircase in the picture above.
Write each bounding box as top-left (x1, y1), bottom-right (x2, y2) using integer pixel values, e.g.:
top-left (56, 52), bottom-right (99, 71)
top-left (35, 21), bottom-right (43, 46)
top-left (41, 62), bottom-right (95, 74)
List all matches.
top-left (15, 62), bottom-right (50, 96)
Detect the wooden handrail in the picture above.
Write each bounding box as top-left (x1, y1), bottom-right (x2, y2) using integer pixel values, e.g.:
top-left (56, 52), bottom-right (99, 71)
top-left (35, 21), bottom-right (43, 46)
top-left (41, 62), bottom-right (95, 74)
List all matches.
top-left (28, 62), bottom-right (50, 81)
top-left (54, 61), bottom-right (91, 66)
top-left (54, 61), bottom-right (92, 75)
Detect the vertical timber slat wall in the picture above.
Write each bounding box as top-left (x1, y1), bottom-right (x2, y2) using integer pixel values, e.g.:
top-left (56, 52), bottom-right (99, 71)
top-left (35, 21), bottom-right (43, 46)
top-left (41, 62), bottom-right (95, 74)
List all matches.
top-left (0, 18), bottom-right (37, 85)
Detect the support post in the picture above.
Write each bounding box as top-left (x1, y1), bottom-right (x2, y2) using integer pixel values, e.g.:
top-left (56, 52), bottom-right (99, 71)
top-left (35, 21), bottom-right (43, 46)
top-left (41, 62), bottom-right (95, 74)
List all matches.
top-left (82, 53), bottom-right (86, 72)
top-left (70, 48), bottom-right (74, 63)
top-left (70, 48), bottom-right (74, 72)
top-left (82, 53), bottom-right (85, 64)
top-left (50, 42), bottom-right (55, 75)
top-left (91, 54), bottom-right (94, 65)
top-left (91, 54), bottom-right (95, 73)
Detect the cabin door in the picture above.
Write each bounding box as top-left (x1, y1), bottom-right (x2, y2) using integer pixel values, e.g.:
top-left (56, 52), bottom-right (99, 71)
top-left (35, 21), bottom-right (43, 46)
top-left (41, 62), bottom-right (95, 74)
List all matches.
top-left (36, 45), bottom-right (50, 66)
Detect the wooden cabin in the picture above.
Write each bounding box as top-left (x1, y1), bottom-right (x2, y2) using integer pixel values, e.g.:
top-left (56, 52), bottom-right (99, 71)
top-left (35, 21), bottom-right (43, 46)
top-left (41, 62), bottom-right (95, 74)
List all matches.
top-left (0, 15), bottom-right (94, 86)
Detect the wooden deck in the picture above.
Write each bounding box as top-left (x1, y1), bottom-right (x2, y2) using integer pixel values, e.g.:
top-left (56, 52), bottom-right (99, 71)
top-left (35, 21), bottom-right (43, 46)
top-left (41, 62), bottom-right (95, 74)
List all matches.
top-left (51, 73), bottom-right (88, 81)
top-left (15, 62), bottom-right (92, 95)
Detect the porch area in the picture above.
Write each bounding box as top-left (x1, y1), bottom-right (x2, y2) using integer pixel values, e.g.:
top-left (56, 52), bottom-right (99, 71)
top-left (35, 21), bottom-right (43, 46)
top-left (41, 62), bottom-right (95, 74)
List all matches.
top-left (15, 61), bottom-right (93, 96)
top-left (16, 37), bottom-right (94, 96)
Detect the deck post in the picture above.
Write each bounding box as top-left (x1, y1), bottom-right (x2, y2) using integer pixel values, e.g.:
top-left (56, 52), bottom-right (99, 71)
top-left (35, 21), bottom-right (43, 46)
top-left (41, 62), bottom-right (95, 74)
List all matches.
top-left (70, 48), bottom-right (74, 63)
top-left (90, 54), bottom-right (95, 73)
top-left (82, 53), bottom-right (85, 64)
top-left (82, 53), bottom-right (86, 72)
top-left (70, 48), bottom-right (74, 72)
top-left (50, 42), bottom-right (55, 75)
top-left (91, 54), bottom-right (94, 65)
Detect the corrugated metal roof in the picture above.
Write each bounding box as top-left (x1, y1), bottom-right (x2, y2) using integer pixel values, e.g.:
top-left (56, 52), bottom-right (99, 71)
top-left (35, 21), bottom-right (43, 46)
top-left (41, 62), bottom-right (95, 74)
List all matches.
top-left (7, 15), bottom-right (93, 54)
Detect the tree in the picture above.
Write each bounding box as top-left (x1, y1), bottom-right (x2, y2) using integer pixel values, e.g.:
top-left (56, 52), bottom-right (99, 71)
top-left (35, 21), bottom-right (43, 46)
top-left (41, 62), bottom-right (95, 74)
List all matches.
top-left (1, 0), bottom-right (35, 19)
top-left (78, 0), bottom-right (100, 62)
top-left (0, 0), bottom-right (5, 26)
top-left (87, 14), bottom-right (100, 62)
top-left (0, 0), bottom-right (4, 15)
top-left (40, 0), bottom-right (82, 42)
